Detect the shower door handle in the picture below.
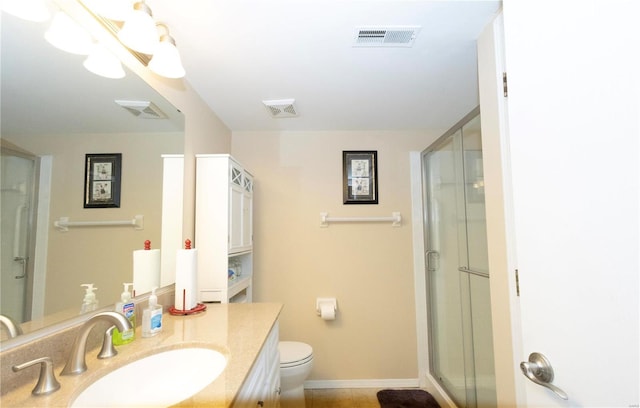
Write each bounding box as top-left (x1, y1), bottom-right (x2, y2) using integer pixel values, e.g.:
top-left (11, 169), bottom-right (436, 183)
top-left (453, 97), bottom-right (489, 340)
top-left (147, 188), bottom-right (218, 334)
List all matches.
top-left (520, 352), bottom-right (568, 400)
top-left (426, 250), bottom-right (439, 271)
top-left (14, 256), bottom-right (28, 279)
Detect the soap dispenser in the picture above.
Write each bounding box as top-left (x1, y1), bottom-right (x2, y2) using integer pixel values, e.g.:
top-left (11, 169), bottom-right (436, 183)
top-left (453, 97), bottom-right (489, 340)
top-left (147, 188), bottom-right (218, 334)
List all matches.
top-left (113, 283), bottom-right (135, 345)
top-left (80, 284), bottom-right (98, 314)
top-left (142, 287), bottom-right (163, 337)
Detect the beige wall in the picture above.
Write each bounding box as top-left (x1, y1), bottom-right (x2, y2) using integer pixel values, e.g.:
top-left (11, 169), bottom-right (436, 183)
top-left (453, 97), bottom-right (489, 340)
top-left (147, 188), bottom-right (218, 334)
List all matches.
top-left (7, 131), bottom-right (182, 314)
top-left (232, 130), bottom-right (441, 381)
top-left (131, 72), bottom-right (232, 242)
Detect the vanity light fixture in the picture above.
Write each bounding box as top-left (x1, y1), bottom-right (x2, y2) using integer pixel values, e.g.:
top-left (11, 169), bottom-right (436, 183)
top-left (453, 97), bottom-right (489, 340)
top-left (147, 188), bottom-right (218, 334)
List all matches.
top-left (44, 11), bottom-right (93, 55)
top-left (83, 43), bottom-right (126, 79)
top-left (80, 0), bottom-right (134, 22)
top-left (1, 0), bottom-right (51, 22)
top-left (148, 24), bottom-right (186, 79)
top-left (117, 1), bottom-right (159, 55)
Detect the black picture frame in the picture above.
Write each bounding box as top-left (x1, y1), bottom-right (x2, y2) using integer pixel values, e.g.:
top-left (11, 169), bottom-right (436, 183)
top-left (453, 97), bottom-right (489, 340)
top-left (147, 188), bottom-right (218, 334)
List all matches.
top-left (342, 150), bottom-right (378, 204)
top-left (84, 153), bottom-right (122, 208)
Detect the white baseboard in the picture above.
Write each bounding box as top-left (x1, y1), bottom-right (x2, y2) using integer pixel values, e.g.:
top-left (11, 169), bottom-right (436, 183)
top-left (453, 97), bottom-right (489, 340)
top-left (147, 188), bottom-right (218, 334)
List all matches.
top-left (304, 378), bottom-right (420, 389)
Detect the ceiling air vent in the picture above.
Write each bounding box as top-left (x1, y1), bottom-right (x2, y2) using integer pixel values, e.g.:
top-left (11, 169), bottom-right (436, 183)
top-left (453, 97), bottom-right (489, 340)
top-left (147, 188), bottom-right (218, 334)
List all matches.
top-left (354, 26), bottom-right (421, 47)
top-left (114, 100), bottom-right (167, 119)
top-left (262, 99), bottom-right (298, 118)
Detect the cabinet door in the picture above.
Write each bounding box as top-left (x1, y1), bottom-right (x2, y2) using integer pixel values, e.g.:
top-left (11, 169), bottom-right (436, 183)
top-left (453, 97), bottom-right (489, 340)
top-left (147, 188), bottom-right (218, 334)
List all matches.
top-left (229, 163), bottom-right (244, 252)
top-left (264, 360), bottom-right (281, 408)
top-left (233, 322), bottom-right (279, 408)
top-left (241, 172), bottom-right (253, 249)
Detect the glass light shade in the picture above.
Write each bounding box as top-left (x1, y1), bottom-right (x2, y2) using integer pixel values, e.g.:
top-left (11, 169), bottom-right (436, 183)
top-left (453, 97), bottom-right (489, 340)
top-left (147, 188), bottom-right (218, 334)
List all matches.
top-left (1, 0), bottom-right (51, 22)
top-left (44, 11), bottom-right (93, 55)
top-left (81, 0), bottom-right (134, 22)
top-left (148, 39), bottom-right (186, 78)
top-left (117, 3), bottom-right (158, 54)
top-left (83, 44), bottom-right (126, 79)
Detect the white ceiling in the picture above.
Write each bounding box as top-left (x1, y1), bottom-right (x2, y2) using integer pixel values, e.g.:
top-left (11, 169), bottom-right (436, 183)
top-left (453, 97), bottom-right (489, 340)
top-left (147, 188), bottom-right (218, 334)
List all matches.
top-left (1, 1), bottom-right (501, 135)
top-left (147, 0), bottom-right (501, 132)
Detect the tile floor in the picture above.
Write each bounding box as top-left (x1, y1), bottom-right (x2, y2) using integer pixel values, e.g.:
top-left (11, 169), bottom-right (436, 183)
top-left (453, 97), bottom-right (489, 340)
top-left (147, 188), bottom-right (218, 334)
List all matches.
top-left (302, 388), bottom-right (383, 408)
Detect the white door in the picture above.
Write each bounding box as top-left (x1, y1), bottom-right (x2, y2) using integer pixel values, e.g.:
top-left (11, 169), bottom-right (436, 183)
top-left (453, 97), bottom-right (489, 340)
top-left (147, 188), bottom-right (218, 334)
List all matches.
top-left (480, 1), bottom-right (639, 407)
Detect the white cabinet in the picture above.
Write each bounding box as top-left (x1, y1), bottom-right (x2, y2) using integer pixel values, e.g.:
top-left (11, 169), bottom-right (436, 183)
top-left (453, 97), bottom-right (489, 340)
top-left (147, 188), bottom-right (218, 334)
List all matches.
top-left (195, 154), bottom-right (253, 303)
top-left (229, 160), bottom-right (253, 253)
top-left (234, 321), bottom-right (281, 408)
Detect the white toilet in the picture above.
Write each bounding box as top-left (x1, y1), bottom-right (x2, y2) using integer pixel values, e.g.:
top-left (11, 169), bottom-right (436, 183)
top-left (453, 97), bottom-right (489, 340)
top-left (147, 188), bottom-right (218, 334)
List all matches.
top-left (278, 341), bottom-right (313, 407)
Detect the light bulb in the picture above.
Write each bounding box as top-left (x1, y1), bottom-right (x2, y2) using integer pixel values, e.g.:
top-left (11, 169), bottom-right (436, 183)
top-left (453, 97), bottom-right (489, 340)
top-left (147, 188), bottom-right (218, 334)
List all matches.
top-left (2, 0), bottom-right (51, 22)
top-left (117, 2), bottom-right (158, 54)
top-left (148, 36), bottom-right (185, 79)
top-left (83, 43), bottom-right (126, 79)
top-left (44, 11), bottom-right (93, 55)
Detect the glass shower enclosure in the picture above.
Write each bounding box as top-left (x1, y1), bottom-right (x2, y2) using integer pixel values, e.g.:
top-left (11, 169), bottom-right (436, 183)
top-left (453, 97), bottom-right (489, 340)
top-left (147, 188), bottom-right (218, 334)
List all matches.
top-left (1, 142), bottom-right (38, 325)
top-left (422, 108), bottom-right (496, 407)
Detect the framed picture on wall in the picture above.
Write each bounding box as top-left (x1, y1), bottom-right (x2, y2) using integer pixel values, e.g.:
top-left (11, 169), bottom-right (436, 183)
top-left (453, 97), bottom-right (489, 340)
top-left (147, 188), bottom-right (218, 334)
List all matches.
top-left (342, 150), bottom-right (378, 204)
top-left (84, 153), bottom-right (122, 208)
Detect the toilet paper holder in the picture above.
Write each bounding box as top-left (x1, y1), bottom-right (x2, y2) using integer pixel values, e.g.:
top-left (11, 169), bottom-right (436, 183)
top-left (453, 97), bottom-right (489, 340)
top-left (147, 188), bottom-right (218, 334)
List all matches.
top-left (316, 298), bottom-right (337, 315)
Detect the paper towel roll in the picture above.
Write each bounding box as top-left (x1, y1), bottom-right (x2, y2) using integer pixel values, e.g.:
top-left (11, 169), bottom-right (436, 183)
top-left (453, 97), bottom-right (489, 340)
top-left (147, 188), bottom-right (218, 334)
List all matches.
top-left (133, 249), bottom-right (160, 295)
top-left (320, 303), bottom-right (335, 320)
top-left (174, 248), bottom-right (198, 310)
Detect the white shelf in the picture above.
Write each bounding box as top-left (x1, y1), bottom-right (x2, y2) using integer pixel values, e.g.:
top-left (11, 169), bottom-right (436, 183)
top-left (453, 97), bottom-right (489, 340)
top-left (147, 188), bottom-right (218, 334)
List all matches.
top-left (228, 275), bottom-right (251, 299)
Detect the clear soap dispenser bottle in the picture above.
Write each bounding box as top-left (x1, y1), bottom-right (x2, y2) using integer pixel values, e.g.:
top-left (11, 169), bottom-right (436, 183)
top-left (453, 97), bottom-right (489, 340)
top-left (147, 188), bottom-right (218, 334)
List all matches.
top-left (142, 287), bottom-right (163, 337)
top-left (113, 283), bottom-right (135, 345)
top-left (80, 284), bottom-right (98, 314)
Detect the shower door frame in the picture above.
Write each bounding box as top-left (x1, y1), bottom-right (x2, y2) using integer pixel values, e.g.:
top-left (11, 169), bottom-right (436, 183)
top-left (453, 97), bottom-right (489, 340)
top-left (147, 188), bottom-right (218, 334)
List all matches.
top-left (1, 144), bottom-right (38, 323)
top-left (410, 107), bottom-right (496, 407)
top-left (0, 142), bottom-right (51, 323)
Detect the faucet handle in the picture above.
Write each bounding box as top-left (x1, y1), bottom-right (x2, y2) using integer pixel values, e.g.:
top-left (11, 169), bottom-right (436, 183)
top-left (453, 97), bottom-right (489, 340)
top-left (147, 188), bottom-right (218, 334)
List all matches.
top-left (97, 325), bottom-right (118, 359)
top-left (12, 357), bottom-right (61, 396)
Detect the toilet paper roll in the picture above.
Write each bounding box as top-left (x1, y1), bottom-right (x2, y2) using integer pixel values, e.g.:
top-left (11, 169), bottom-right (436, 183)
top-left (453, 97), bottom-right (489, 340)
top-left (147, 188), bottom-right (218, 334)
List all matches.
top-left (174, 248), bottom-right (198, 310)
top-left (133, 249), bottom-right (160, 295)
top-left (320, 303), bottom-right (335, 320)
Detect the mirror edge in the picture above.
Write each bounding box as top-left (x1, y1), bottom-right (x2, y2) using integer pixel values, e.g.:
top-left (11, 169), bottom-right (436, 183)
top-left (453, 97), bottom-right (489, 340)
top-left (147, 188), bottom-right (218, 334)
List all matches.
top-left (0, 285), bottom-right (175, 352)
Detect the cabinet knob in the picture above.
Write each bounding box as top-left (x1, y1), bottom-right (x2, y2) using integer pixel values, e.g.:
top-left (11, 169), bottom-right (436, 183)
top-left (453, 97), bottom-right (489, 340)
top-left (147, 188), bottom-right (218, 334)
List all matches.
top-left (257, 401), bottom-right (264, 407)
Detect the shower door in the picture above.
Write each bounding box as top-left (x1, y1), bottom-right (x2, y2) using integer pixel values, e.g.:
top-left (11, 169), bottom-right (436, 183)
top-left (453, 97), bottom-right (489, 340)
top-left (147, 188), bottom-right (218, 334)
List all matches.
top-left (423, 109), bottom-right (496, 407)
top-left (1, 145), bottom-right (37, 324)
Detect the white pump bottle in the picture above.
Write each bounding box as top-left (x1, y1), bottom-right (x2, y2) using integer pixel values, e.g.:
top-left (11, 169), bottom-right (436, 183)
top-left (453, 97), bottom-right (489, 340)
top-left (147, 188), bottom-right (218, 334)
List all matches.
top-left (80, 284), bottom-right (98, 314)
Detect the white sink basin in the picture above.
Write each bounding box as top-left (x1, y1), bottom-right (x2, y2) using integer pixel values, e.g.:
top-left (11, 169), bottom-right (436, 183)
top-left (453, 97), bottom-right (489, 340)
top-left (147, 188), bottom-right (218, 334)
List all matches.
top-left (70, 347), bottom-right (227, 407)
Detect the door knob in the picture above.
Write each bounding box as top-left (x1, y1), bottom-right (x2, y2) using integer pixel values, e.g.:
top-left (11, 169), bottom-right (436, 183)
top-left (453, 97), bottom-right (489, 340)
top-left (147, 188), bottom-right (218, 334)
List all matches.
top-left (520, 352), bottom-right (568, 400)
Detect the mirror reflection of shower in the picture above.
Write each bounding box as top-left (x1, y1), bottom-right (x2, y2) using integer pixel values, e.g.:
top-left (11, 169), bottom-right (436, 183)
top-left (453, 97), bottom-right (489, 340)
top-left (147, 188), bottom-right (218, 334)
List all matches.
top-left (1, 142), bottom-right (40, 332)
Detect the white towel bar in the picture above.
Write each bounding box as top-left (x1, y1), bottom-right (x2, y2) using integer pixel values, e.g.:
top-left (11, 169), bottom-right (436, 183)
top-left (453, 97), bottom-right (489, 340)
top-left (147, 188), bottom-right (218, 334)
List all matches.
top-left (54, 215), bottom-right (144, 232)
top-left (320, 212), bottom-right (401, 227)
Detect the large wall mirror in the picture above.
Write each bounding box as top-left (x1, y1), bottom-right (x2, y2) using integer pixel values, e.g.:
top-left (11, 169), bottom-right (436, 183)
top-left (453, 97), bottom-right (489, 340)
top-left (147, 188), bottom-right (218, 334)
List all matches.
top-left (1, 9), bottom-right (184, 341)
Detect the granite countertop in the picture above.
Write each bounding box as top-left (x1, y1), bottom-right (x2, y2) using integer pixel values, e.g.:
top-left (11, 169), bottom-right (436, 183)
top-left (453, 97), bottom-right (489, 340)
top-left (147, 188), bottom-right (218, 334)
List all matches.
top-left (2, 303), bottom-right (282, 407)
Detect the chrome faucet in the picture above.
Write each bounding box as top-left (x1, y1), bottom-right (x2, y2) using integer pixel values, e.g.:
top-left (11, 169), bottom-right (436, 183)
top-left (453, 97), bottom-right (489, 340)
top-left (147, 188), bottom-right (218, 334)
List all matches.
top-left (60, 311), bottom-right (133, 376)
top-left (0, 314), bottom-right (24, 339)
top-left (12, 357), bottom-right (61, 396)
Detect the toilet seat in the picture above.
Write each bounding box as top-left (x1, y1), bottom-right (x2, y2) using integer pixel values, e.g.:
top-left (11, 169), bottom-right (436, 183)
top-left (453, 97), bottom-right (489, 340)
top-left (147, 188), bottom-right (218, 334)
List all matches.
top-left (279, 341), bottom-right (313, 368)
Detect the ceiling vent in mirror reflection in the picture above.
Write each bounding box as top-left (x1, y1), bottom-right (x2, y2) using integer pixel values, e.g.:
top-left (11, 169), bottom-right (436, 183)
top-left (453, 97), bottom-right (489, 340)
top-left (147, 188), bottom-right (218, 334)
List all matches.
top-left (114, 100), bottom-right (168, 119)
top-left (262, 99), bottom-right (298, 118)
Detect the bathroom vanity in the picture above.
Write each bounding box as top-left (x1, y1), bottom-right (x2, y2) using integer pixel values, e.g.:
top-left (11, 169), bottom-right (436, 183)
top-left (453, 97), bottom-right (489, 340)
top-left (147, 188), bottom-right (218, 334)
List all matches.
top-left (0, 303), bottom-right (282, 407)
